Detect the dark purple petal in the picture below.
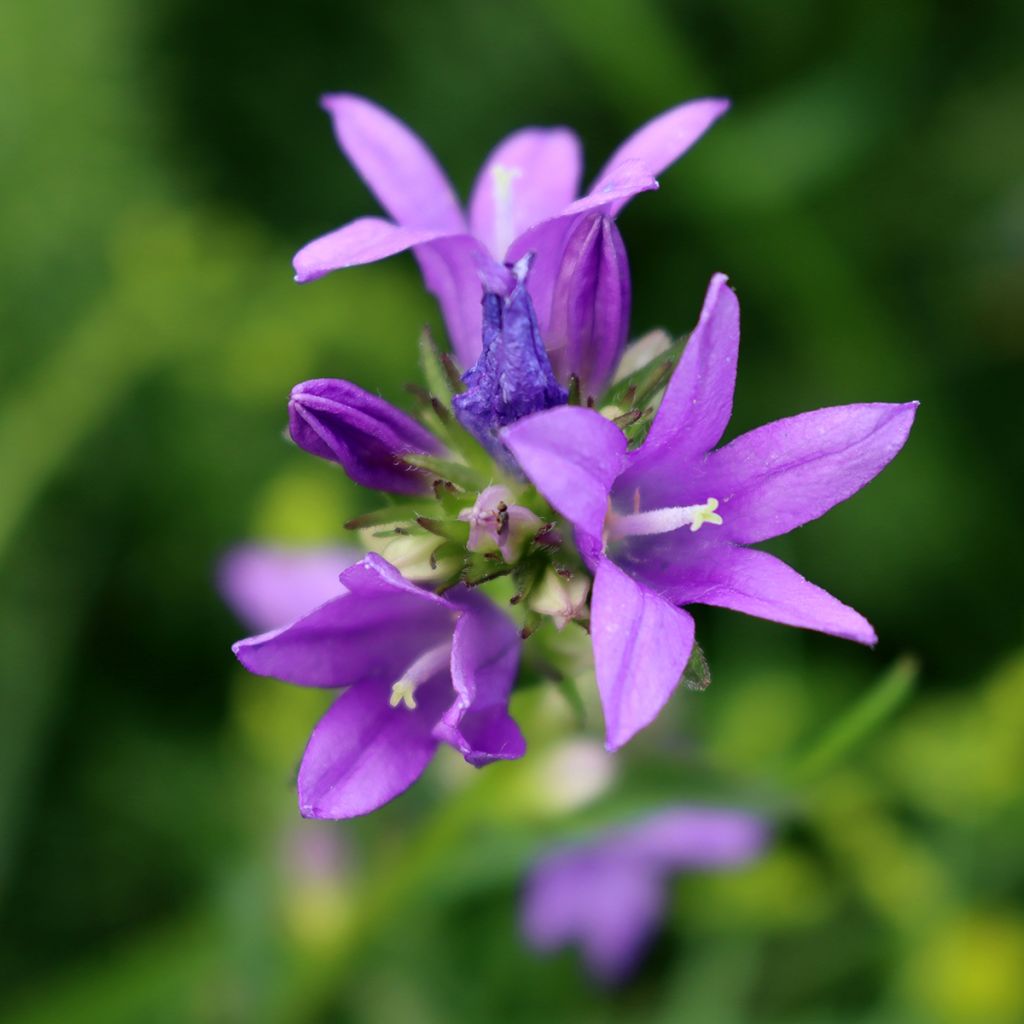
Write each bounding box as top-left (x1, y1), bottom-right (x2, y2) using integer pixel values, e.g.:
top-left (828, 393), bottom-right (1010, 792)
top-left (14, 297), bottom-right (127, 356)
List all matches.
top-left (218, 545), bottom-right (359, 632)
top-left (452, 271), bottom-right (567, 467)
top-left (591, 558), bottom-right (696, 750)
top-left (707, 402), bottom-right (919, 544)
top-left (292, 217), bottom-right (454, 283)
top-left (320, 93), bottom-right (465, 232)
top-left (502, 406), bottom-right (627, 562)
top-left (546, 214), bottom-right (631, 396)
top-left (592, 98), bottom-right (730, 216)
top-left (521, 850), bottom-right (665, 985)
top-left (620, 272), bottom-right (738, 502)
top-left (232, 554), bottom-right (455, 687)
top-left (654, 543), bottom-right (877, 645)
top-left (433, 589), bottom-right (524, 766)
top-left (412, 234), bottom-right (510, 370)
top-left (297, 676), bottom-right (446, 819)
top-left (468, 127), bottom-right (583, 260)
top-left (288, 379), bottom-right (443, 495)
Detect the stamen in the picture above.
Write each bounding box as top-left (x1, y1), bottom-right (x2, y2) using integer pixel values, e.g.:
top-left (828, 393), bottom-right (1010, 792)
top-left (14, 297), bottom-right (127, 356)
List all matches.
top-left (607, 498), bottom-right (723, 542)
top-left (388, 640), bottom-right (452, 711)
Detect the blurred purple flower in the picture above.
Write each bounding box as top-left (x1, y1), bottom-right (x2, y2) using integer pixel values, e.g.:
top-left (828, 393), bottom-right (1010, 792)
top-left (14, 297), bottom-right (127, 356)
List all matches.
top-left (522, 807), bottom-right (769, 983)
top-left (289, 378), bottom-right (444, 495)
top-left (293, 93), bottom-right (729, 378)
top-left (452, 257), bottom-right (567, 465)
top-left (232, 553), bottom-right (524, 818)
top-left (504, 273), bottom-right (918, 749)
top-left (219, 544), bottom-right (360, 632)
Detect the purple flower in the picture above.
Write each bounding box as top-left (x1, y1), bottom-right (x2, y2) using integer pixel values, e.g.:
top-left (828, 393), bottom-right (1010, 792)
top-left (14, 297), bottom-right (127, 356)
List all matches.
top-left (504, 273), bottom-right (918, 750)
top-left (219, 544), bottom-right (360, 632)
top-left (293, 93), bottom-right (729, 378)
top-left (289, 378), bottom-right (444, 495)
top-left (232, 553), bottom-right (524, 818)
top-left (452, 258), bottom-right (567, 465)
top-left (522, 806), bottom-right (768, 983)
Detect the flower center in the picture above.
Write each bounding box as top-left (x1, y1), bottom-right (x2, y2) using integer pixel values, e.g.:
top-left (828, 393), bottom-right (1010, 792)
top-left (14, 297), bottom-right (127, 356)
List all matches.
top-left (388, 640), bottom-right (453, 711)
top-left (491, 164), bottom-right (522, 256)
top-left (606, 497), bottom-right (723, 543)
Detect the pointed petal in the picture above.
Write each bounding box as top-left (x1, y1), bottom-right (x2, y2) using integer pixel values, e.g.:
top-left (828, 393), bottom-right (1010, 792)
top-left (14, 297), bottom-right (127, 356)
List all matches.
top-left (218, 545), bottom-right (359, 632)
top-left (657, 544), bottom-right (877, 645)
top-left (622, 273), bottom-right (738, 501)
top-left (321, 93), bottom-right (465, 231)
top-left (289, 378), bottom-right (443, 495)
top-left (617, 807), bottom-right (769, 869)
top-left (292, 217), bottom-right (455, 283)
top-left (469, 127), bottom-right (583, 259)
top-left (592, 98), bottom-right (730, 215)
top-left (434, 590), bottom-right (524, 766)
top-left (591, 558), bottom-right (695, 750)
top-left (232, 554), bottom-right (454, 687)
top-left (708, 402), bottom-right (919, 543)
top-left (298, 681), bottom-right (444, 818)
top-left (501, 406), bottom-right (627, 560)
top-left (412, 235), bottom-right (508, 369)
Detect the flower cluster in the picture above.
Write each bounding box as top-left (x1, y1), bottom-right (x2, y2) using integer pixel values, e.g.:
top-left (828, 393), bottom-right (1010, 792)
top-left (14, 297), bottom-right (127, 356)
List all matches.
top-left (226, 94), bottom-right (917, 819)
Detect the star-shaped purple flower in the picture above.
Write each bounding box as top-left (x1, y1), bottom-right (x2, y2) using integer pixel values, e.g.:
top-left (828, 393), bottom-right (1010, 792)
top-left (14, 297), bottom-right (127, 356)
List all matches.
top-left (503, 273), bottom-right (918, 750)
top-left (522, 806), bottom-right (768, 983)
top-left (293, 93), bottom-right (729, 385)
top-left (232, 553), bottom-right (524, 818)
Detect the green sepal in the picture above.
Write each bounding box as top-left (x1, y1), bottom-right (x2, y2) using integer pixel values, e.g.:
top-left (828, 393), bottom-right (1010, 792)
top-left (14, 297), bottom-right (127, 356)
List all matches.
top-left (682, 642), bottom-right (712, 692)
top-left (344, 503), bottom-right (432, 530)
top-left (416, 515), bottom-right (470, 543)
top-left (401, 454), bottom-right (482, 491)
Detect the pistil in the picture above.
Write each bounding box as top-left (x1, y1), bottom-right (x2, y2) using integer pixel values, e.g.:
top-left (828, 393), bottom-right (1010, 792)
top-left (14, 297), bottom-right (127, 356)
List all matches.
top-left (389, 640), bottom-right (453, 710)
top-left (606, 498), bottom-right (723, 542)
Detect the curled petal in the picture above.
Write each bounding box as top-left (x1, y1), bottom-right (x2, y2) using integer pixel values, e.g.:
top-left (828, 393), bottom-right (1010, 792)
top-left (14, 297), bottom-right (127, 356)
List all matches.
top-left (591, 558), bottom-right (696, 750)
top-left (592, 98), bottom-right (730, 215)
top-left (289, 379), bottom-right (443, 495)
top-left (434, 589), bottom-right (524, 766)
top-left (321, 93), bottom-right (465, 232)
top-left (546, 214), bottom-right (631, 396)
top-left (469, 127), bottom-right (583, 260)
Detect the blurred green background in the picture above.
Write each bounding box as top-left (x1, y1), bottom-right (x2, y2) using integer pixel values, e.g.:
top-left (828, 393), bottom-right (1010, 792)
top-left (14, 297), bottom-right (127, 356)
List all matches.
top-left (2, 0), bottom-right (1022, 1021)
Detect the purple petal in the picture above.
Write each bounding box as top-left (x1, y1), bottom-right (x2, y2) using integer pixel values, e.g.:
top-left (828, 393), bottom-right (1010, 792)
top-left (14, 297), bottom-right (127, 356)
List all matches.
top-left (621, 272), bottom-right (738, 499)
top-left (232, 554), bottom-right (455, 687)
top-left (413, 235), bottom-right (509, 369)
top-left (320, 93), bottom-right (465, 232)
top-left (614, 807), bottom-right (770, 869)
top-left (655, 543), bottom-right (877, 645)
top-left (708, 402), bottom-right (919, 544)
top-left (288, 378), bottom-right (443, 495)
top-left (292, 217), bottom-right (453, 283)
top-left (468, 127), bottom-right (583, 259)
top-left (546, 214), bottom-right (631, 396)
top-left (434, 589), bottom-right (524, 766)
top-left (522, 850), bottom-right (665, 984)
top-left (298, 677), bottom-right (446, 819)
top-left (592, 98), bottom-right (731, 215)
top-left (591, 558), bottom-right (696, 750)
top-left (501, 406), bottom-right (627, 562)
top-left (218, 545), bottom-right (359, 632)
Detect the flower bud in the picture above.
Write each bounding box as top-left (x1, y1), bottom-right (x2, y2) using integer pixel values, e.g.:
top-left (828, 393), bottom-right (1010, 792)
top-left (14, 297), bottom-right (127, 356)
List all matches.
top-left (547, 213), bottom-right (631, 399)
top-left (529, 567), bottom-right (590, 630)
top-left (289, 379), bottom-right (443, 495)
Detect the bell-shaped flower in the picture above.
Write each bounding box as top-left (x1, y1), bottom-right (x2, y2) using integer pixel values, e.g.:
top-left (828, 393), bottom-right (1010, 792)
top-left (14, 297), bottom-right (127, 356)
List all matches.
top-left (545, 213), bottom-right (631, 398)
top-left (289, 378), bottom-right (444, 495)
top-left (452, 258), bottom-right (567, 465)
top-left (522, 806), bottom-right (768, 983)
top-left (232, 553), bottom-right (524, 818)
top-left (504, 273), bottom-right (918, 750)
top-left (293, 93), bottom-right (729, 374)
top-left (457, 485), bottom-right (541, 563)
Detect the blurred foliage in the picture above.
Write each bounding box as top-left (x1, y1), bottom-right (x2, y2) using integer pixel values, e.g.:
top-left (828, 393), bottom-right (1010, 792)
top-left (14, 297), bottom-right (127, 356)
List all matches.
top-left (1, 0), bottom-right (1022, 1021)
